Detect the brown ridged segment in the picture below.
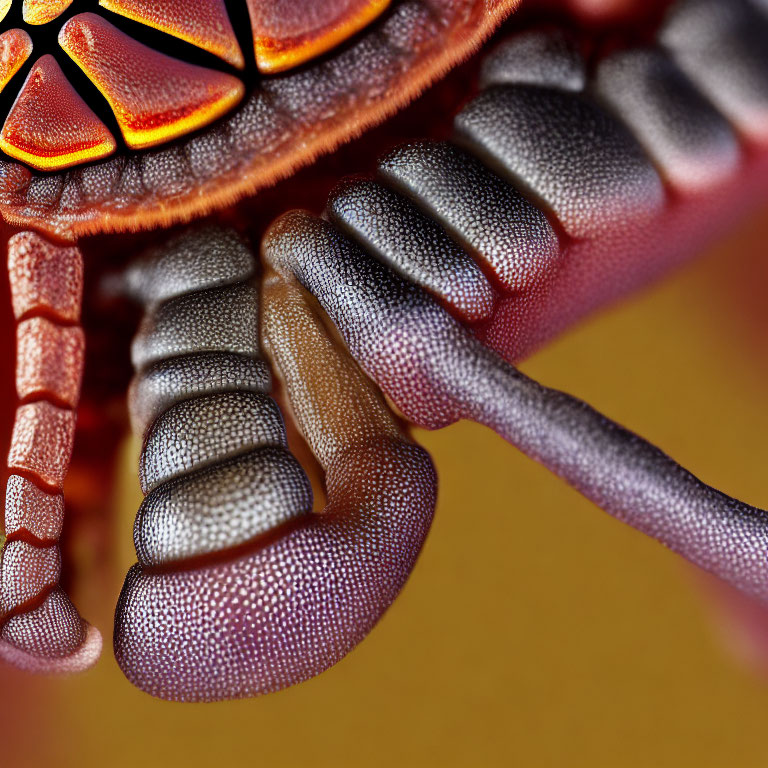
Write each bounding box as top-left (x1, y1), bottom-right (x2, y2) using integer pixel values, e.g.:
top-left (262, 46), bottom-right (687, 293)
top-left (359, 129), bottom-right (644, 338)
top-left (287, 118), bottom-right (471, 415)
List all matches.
top-left (4, 476), bottom-right (64, 542)
top-left (15, 318), bottom-right (85, 407)
top-left (0, 234), bottom-right (100, 674)
top-left (7, 231), bottom-right (83, 322)
top-left (7, 402), bottom-right (77, 490)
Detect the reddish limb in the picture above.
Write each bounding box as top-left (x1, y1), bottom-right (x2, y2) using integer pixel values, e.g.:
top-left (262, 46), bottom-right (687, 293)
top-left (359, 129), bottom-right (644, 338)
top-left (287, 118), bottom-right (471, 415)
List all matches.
top-left (0, 232), bottom-right (101, 674)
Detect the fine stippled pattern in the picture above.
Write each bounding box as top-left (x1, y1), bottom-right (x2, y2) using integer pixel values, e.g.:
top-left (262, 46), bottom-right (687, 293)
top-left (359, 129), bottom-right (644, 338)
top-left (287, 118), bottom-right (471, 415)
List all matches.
top-left (0, 232), bottom-right (101, 674)
top-left (261, 4), bottom-right (768, 604)
top-left (2, 0), bottom-right (768, 702)
top-left (0, 0), bottom-right (519, 236)
top-left (114, 226), bottom-right (436, 701)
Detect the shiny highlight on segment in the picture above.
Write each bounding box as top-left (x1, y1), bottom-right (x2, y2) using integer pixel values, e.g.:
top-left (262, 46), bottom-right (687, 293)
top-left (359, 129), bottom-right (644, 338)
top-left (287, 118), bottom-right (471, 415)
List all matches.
top-left (0, 56), bottom-right (116, 172)
top-left (247, 0), bottom-right (392, 73)
top-left (59, 13), bottom-right (245, 150)
top-left (99, 0), bottom-right (245, 69)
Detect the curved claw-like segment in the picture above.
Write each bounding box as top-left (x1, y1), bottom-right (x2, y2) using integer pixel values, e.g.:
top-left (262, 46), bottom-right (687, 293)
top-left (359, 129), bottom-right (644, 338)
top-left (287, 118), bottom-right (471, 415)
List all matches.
top-left (263, 211), bottom-right (768, 603)
top-left (0, 601), bottom-right (102, 675)
top-left (114, 228), bottom-right (435, 701)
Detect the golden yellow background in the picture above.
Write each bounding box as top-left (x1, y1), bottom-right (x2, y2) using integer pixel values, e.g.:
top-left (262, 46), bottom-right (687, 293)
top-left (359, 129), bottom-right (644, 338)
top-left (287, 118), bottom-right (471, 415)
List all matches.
top-left (4, 211), bottom-right (768, 767)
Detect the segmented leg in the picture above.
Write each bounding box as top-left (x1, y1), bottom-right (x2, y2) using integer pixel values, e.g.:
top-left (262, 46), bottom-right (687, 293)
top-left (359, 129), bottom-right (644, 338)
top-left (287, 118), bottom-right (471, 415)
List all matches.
top-left (264, 211), bottom-right (768, 601)
top-left (119, 1), bottom-right (768, 697)
top-left (259, 2), bottom-right (768, 605)
top-left (114, 227), bottom-right (436, 701)
top-left (0, 232), bottom-right (101, 673)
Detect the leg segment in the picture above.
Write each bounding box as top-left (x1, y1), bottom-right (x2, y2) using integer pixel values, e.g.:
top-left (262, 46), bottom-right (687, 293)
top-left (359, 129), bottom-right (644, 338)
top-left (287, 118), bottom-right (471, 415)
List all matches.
top-left (0, 232), bottom-right (101, 673)
top-left (114, 227), bottom-right (435, 701)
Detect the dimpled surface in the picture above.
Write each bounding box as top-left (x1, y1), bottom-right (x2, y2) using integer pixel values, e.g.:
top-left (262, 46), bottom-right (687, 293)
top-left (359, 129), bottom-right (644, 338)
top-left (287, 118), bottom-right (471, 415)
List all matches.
top-left (264, 212), bottom-right (475, 430)
top-left (16, 318), bottom-right (85, 407)
top-left (129, 353), bottom-right (271, 436)
top-left (0, 0), bottom-right (518, 237)
top-left (1, 234), bottom-right (98, 673)
top-left (0, 55), bottom-right (116, 172)
top-left (454, 85), bottom-right (665, 238)
top-left (328, 178), bottom-right (496, 322)
top-left (7, 402), bottom-right (76, 489)
top-left (0, 29), bottom-right (32, 95)
top-left (135, 448), bottom-right (313, 566)
top-left (1, 588), bottom-right (85, 658)
top-left (23, 0), bottom-right (73, 24)
top-left (117, 440), bottom-right (434, 702)
top-left (59, 13), bottom-right (245, 150)
top-left (99, 0), bottom-right (245, 68)
top-left (479, 28), bottom-right (586, 91)
top-left (595, 47), bottom-right (741, 193)
top-left (378, 142), bottom-right (560, 293)
top-left (4, 476), bottom-right (64, 542)
top-left (131, 283), bottom-right (260, 369)
top-left (264, 211), bottom-right (768, 602)
top-left (139, 393), bottom-right (287, 492)
top-left (659, 0), bottom-right (768, 144)
top-left (0, 542), bottom-right (60, 618)
top-left (115, 223), bottom-right (436, 700)
top-left (8, 231), bottom-right (82, 322)
top-left (124, 226), bottom-right (254, 306)
top-left (247, 0), bottom-right (390, 72)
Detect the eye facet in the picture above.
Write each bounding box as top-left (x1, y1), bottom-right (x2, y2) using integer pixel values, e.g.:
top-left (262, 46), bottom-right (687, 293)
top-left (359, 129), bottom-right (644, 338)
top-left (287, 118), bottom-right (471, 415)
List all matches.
top-left (22, 0), bottom-right (72, 25)
top-left (0, 0), bottom-right (516, 237)
top-left (0, 28), bottom-right (31, 94)
top-left (58, 13), bottom-right (245, 151)
top-left (246, 0), bottom-right (392, 73)
top-left (0, 54), bottom-right (117, 171)
top-left (98, 0), bottom-right (245, 69)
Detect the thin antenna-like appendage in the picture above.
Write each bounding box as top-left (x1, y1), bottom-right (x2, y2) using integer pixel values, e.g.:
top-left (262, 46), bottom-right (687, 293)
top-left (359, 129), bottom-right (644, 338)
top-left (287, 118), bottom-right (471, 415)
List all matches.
top-left (0, 232), bottom-right (101, 673)
top-left (264, 211), bottom-right (768, 603)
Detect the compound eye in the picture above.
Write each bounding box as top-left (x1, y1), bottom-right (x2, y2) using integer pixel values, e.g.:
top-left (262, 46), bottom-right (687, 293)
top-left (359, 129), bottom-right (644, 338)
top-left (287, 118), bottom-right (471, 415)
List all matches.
top-left (0, 0), bottom-right (517, 236)
top-left (0, 54), bottom-right (117, 171)
top-left (58, 13), bottom-right (244, 151)
top-left (99, 0), bottom-right (245, 69)
top-left (0, 28), bottom-right (31, 93)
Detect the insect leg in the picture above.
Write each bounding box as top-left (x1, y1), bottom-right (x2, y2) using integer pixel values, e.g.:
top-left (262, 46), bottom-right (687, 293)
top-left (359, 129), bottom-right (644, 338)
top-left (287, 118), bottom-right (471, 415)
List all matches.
top-left (0, 232), bottom-right (101, 673)
top-left (113, 226), bottom-right (435, 701)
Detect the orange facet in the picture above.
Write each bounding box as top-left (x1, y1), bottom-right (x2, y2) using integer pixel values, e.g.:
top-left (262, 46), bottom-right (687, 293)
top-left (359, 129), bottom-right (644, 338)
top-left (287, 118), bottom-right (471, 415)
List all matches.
top-left (99, 0), bottom-right (245, 69)
top-left (0, 0), bottom-right (11, 24)
top-left (59, 13), bottom-right (245, 150)
top-left (0, 29), bottom-right (33, 95)
top-left (247, 0), bottom-right (391, 73)
top-left (0, 55), bottom-right (117, 172)
top-left (23, 0), bottom-right (74, 25)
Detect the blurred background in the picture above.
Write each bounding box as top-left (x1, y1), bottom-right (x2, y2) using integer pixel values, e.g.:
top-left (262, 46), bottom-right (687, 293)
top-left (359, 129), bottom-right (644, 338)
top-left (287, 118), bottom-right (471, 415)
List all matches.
top-left (2, 209), bottom-right (768, 766)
